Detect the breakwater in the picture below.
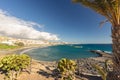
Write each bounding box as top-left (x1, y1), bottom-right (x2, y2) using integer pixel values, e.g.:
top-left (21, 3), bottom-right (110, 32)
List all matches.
top-left (89, 50), bottom-right (112, 58)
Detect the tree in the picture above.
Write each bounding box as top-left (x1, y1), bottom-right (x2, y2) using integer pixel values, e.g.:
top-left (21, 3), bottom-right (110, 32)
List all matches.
top-left (15, 42), bottom-right (24, 46)
top-left (72, 0), bottom-right (120, 80)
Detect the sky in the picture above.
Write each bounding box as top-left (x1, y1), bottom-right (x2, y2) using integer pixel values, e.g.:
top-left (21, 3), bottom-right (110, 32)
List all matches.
top-left (0, 0), bottom-right (112, 43)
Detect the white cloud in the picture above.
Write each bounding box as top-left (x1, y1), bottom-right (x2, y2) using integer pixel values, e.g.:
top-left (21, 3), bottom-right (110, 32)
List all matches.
top-left (0, 9), bottom-right (59, 40)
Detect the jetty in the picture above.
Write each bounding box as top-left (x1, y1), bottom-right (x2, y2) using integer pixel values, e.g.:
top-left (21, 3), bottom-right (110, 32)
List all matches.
top-left (89, 50), bottom-right (112, 58)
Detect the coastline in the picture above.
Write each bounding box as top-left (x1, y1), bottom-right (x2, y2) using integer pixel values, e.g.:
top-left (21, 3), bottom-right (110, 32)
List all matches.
top-left (0, 45), bottom-right (57, 80)
top-left (15, 46), bottom-right (112, 75)
top-left (0, 45), bottom-right (48, 61)
top-left (15, 44), bottom-right (57, 54)
top-left (14, 46), bottom-right (41, 54)
top-left (0, 45), bottom-right (112, 80)
top-left (0, 45), bottom-right (112, 66)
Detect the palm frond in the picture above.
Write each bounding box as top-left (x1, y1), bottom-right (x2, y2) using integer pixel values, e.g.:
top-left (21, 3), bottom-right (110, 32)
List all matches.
top-left (99, 19), bottom-right (109, 27)
top-left (72, 0), bottom-right (120, 26)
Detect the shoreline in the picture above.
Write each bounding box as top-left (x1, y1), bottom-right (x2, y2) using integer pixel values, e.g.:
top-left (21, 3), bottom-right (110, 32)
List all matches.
top-left (15, 45), bottom-right (57, 54)
top-left (15, 46), bottom-right (41, 54)
top-left (0, 45), bottom-right (49, 59)
top-left (0, 46), bottom-right (112, 80)
top-left (0, 45), bottom-right (112, 62)
top-left (15, 45), bottom-right (112, 61)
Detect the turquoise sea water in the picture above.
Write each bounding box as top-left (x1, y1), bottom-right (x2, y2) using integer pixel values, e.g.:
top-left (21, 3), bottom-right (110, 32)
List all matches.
top-left (26, 44), bottom-right (112, 61)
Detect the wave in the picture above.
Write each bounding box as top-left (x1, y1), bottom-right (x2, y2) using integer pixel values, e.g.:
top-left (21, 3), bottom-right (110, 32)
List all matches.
top-left (96, 50), bottom-right (112, 54)
top-left (20, 48), bottom-right (35, 54)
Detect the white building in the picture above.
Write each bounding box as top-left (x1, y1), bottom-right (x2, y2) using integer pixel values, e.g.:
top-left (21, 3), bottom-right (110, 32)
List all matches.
top-left (1, 41), bottom-right (14, 45)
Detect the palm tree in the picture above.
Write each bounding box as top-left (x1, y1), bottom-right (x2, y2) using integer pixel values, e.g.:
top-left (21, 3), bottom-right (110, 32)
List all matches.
top-left (72, 0), bottom-right (120, 80)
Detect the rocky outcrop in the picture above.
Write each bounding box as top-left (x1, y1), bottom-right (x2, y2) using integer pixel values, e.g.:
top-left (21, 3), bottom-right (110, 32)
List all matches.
top-left (89, 50), bottom-right (112, 58)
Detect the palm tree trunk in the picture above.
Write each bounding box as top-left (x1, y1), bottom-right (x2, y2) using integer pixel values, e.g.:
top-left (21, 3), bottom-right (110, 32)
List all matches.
top-left (107, 26), bottom-right (120, 80)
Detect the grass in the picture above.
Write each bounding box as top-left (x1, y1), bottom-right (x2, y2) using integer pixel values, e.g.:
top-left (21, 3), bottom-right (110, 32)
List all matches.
top-left (0, 44), bottom-right (20, 50)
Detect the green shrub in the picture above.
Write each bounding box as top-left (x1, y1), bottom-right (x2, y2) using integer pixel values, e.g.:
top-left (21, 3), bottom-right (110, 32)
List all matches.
top-left (15, 42), bottom-right (24, 46)
top-left (0, 54), bottom-right (30, 80)
top-left (57, 58), bottom-right (76, 80)
top-left (92, 59), bottom-right (113, 80)
top-left (93, 64), bottom-right (107, 80)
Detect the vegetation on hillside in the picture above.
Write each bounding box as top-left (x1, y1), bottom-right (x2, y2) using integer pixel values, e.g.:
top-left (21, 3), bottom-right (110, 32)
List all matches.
top-left (15, 42), bottom-right (24, 47)
top-left (0, 42), bottom-right (24, 50)
top-left (0, 44), bottom-right (19, 50)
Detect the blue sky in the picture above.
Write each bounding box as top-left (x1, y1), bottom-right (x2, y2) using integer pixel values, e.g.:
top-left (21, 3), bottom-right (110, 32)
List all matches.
top-left (0, 0), bottom-right (112, 43)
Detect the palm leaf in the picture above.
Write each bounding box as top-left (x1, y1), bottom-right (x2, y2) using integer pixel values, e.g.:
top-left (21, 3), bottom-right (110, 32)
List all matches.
top-left (99, 19), bottom-right (109, 27)
top-left (72, 0), bottom-right (120, 26)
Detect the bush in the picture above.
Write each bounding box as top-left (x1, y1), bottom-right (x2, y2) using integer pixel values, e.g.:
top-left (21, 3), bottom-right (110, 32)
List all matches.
top-left (57, 58), bottom-right (76, 80)
top-left (0, 54), bottom-right (30, 80)
top-left (92, 59), bottom-right (113, 80)
top-left (15, 42), bottom-right (24, 46)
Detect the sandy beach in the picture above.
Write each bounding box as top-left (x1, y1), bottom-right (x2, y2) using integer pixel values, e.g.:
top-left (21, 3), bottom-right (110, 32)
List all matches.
top-left (0, 46), bottom-right (56, 80)
top-left (0, 46), bottom-right (112, 80)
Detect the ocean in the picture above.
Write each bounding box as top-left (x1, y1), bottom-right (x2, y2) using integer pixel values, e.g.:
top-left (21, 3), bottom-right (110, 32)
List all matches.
top-left (26, 44), bottom-right (112, 61)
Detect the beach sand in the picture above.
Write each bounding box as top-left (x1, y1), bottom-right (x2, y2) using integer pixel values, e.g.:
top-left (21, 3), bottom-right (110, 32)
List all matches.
top-left (0, 46), bottom-right (57, 80)
top-left (0, 59), bottom-right (56, 80)
top-left (0, 46), bottom-right (112, 80)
